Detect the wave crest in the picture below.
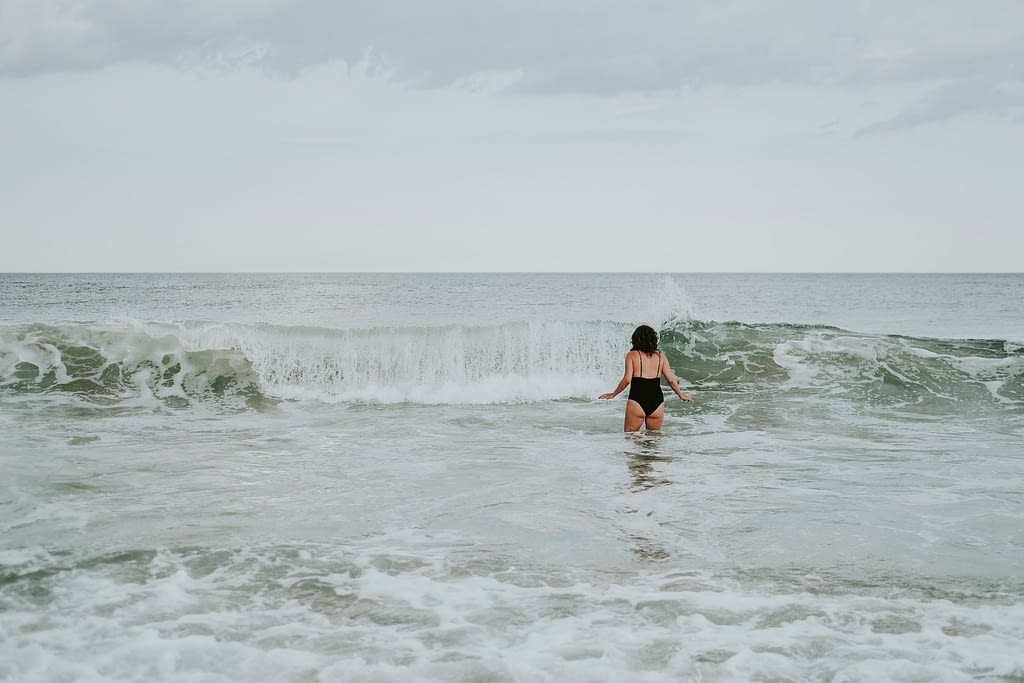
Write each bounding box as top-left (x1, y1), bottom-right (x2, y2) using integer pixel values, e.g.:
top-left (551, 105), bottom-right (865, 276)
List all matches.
top-left (2, 320), bottom-right (1021, 411)
top-left (0, 323), bottom-right (264, 409)
top-left (0, 320), bottom-right (632, 407)
top-left (661, 321), bottom-right (1024, 409)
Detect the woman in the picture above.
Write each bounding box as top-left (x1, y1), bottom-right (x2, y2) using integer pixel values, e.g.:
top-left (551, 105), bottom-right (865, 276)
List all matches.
top-left (600, 324), bottom-right (692, 432)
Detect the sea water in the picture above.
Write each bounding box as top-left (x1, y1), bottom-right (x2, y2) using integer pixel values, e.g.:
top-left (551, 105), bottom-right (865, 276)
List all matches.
top-left (1, 273), bottom-right (1022, 682)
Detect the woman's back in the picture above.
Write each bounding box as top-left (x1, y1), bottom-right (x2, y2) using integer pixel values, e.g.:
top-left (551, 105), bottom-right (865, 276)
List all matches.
top-left (631, 350), bottom-right (661, 379)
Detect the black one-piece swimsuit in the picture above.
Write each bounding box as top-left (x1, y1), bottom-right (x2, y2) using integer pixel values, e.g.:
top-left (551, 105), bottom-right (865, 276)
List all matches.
top-left (627, 351), bottom-right (664, 416)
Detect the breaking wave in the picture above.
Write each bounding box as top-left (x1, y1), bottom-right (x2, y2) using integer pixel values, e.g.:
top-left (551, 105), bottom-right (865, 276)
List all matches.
top-left (1, 320), bottom-right (1021, 411)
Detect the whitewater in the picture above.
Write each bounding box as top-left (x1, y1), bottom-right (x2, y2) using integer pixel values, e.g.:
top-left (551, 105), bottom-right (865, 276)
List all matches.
top-left (1, 272), bottom-right (1022, 682)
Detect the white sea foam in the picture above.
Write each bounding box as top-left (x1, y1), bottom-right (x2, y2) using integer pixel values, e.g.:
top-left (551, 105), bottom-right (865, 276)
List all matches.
top-left (645, 276), bottom-right (698, 328)
top-left (4, 314), bottom-right (1021, 409)
top-left (2, 540), bottom-right (1022, 683)
top-left (1, 320), bottom-right (632, 405)
top-left (770, 332), bottom-right (877, 390)
top-left (765, 330), bottom-right (1023, 408)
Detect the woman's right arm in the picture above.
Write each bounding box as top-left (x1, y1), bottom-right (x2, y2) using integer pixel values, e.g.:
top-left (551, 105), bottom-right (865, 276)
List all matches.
top-left (661, 354), bottom-right (693, 402)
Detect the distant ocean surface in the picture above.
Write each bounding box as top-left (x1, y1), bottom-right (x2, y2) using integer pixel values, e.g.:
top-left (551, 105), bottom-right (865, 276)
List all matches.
top-left (2, 273), bottom-right (1022, 682)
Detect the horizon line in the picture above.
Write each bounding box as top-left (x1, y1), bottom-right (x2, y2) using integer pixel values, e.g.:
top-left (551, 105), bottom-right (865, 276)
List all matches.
top-left (1, 270), bottom-right (1021, 276)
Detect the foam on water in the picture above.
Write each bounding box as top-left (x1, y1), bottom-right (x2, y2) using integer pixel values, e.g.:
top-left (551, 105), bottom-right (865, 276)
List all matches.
top-left (2, 318), bottom-right (1021, 410)
top-left (2, 538), bottom-right (1022, 683)
top-left (0, 320), bottom-right (631, 406)
top-left (646, 276), bottom-right (699, 328)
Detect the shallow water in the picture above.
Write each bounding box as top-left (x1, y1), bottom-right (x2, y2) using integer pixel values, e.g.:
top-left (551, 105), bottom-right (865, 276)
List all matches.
top-left (2, 273), bottom-right (1022, 682)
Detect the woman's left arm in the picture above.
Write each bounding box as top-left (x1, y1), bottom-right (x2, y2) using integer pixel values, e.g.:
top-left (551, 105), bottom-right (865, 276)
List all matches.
top-left (599, 353), bottom-right (633, 400)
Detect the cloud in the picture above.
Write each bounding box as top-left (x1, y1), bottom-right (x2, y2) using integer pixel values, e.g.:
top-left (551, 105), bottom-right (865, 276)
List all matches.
top-left (1, 0), bottom-right (1022, 128)
top-left (0, 0), bottom-right (294, 74)
top-left (857, 77), bottom-right (1024, 135)
top-left (3, 56), bottom-right (1022, 272)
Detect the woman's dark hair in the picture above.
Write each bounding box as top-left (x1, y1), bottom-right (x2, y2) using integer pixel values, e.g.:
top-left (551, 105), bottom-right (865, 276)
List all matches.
top-left (631, 325), bottom-right (659, 354)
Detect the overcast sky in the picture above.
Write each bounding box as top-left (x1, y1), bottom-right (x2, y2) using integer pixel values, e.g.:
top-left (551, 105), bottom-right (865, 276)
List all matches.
top-left (2, 0), bottom-right (1022, 272)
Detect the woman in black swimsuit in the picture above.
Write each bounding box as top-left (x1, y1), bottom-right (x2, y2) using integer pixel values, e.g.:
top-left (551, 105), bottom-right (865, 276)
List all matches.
top-left (599, 325), bottom-right (692, 432)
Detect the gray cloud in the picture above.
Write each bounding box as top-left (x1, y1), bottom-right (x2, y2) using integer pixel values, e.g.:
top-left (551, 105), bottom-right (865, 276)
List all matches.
top-left (857, 77), bottom-right (1024, 136)
top-left (2, 0), bottom-right (1023, 127)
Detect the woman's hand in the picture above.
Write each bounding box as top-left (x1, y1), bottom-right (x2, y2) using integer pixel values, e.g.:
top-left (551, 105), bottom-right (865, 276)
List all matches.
top-left (599, 392), bottom-right (616, 400)
top-left (677, 391), bottom-right (693, 402)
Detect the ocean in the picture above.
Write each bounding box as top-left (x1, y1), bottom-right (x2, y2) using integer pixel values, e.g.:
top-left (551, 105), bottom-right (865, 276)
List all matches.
top-left (1, 272), bottom-right (1022, 682)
